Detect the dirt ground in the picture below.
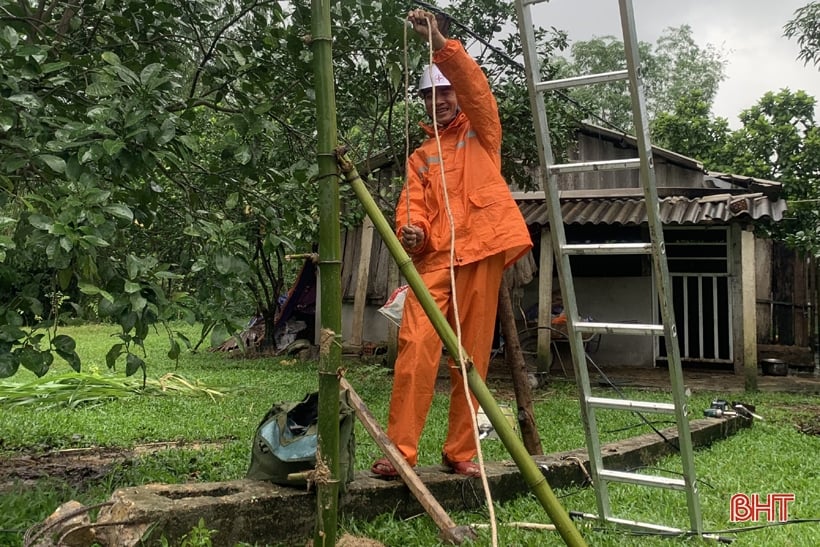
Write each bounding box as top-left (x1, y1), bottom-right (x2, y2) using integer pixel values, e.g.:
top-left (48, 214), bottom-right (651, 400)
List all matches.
top-left (0, 441), bottom-right (226, 494)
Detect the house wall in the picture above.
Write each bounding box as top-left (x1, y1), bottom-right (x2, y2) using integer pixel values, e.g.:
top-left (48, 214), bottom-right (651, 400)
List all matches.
top-left (342, 304), bottom-right (390, 346)
top-left (755, 239), bottom-right (773, 342)
top-left (519, 275), bottom-right (655, 367)
top-left (574, 277), bottom-right (655, 366)
top-left (343, 272), bottom-right (657, 367)
top-left (340, 225), bottom-right (768, 375)
top-left (558, 133), bottom-right (704, 191)
top-left (341, 227), bottom-right (392, 304)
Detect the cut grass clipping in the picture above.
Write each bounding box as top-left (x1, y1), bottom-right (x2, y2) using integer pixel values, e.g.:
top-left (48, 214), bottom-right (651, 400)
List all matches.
top-left (0, 372), bottom-right (229, 409)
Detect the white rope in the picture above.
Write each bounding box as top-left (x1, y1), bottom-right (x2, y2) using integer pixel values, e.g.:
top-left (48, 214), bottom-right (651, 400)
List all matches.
top-left (403, 21), bottom-right (412, 223)
top-left (416, 19), bottom-right (498, 547)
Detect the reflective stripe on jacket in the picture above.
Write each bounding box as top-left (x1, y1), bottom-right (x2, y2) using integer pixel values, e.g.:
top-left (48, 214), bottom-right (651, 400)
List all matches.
top-left (396, 39), bottom-right (532, 274)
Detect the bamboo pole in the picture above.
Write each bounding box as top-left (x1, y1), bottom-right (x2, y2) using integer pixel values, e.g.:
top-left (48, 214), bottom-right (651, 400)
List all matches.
top-left (336, 151), bottom-right (587, 547)
top-left (311, 0), bottom-right (341, 544)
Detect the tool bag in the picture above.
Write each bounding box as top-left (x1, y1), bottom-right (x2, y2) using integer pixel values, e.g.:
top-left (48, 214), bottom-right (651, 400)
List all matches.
top-left (246, 390), bottom-right (355, 490)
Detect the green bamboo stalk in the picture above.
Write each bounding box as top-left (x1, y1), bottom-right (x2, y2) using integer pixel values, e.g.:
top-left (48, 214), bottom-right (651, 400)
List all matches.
top-left (311, 0), bottom-right (341, 544)
top-left (336, 152), bottom-right (587, 547)
top-left (336, 153), bottom-right (460, 355)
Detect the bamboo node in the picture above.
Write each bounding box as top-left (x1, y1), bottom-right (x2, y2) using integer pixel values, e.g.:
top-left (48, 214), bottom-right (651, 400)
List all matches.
top-left (311, 447), bottom-right (332, 487)
top-left (320, 328), bottom-right (338, 356)
top-left (334, 147), bottom-right (354, 173)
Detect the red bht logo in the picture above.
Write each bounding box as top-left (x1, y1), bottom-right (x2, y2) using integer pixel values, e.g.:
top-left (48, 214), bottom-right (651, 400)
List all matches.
top-left (730, 493), bottom-right (795, 522)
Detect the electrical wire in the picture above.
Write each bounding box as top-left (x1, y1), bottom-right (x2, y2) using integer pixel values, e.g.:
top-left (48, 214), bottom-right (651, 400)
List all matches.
top-left (576, 517), bottom-right (820, 543)
top-left (584, 351), bottom-right (680, 450)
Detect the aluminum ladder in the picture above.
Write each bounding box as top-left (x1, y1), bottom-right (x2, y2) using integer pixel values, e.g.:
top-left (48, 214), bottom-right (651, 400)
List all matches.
top-left (514, 0), bottom-right (704, 536)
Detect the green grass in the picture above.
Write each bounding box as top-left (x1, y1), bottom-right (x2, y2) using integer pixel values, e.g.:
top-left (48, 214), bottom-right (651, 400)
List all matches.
top-left (1, 323), bottom-right (819, 546)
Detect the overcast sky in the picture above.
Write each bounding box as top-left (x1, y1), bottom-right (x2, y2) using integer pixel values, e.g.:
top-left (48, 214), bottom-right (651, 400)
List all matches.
top-left (529, 0), bottom-right (819, 128)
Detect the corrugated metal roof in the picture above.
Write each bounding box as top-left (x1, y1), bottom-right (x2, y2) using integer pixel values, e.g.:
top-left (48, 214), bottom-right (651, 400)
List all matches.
top-left (517, 192), bottom-right (788, 227)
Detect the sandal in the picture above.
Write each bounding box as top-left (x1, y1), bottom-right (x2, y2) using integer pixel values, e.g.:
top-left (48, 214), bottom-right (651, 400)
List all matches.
top-left (370, 458), bottom-right (400, 479)
top-left (442, 453), bottom-right (481, 478)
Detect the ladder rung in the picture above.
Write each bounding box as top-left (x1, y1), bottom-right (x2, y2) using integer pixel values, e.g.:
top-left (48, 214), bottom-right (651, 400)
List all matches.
top-left (535, 70), bottom-right (629, 92)
top-left (549, 158), bottom-right (641, 175)
top-left (598, 469), bottom-right (687, 490)
top-left (561, 243), bottom-right (653, 255)
top-left (586, 396), bottom-right (676, 414)
top-left (576, 321), bottom-right (664, 336)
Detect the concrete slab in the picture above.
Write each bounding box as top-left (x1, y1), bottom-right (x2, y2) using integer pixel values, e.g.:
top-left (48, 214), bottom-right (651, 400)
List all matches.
top-left (92, 416), bottom-right (751, 546)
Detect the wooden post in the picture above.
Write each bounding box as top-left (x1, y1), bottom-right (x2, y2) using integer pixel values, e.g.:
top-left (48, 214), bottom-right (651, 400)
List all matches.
top-left (537, 229), bottom-right (554, 374)
top-left (795, 252), bottom-right (807, 347)
top-left (732, 225), bottom-right (757, 391)
top-left (498, 278), bottom-right (543, 455)
top-left (386, 258), bottom-right (400, 368)
top-left (350, 216), bottom-right (374, 348)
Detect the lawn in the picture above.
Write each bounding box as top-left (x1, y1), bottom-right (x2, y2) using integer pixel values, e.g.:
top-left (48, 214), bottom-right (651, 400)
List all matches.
top-left (1, 323), bottom-right (819, 546)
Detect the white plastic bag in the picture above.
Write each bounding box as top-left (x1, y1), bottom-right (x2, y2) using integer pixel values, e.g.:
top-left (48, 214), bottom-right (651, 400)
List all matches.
top-left (378, 285), bottom-right (409, 327)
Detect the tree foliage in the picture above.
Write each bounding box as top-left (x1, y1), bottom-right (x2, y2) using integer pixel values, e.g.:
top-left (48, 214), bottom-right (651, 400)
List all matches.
top-left (0, 0), bottom-right (570, 377)
top-left (0, 0), bottom-right (327, 377)
top-left (784, 1), bottom-right (820, 69)
top-left (558, 25), bottom-right (727, 132)
top-left (652, 89), bottom-right (732, 168)
top-left (726, 90), bottom-right (820, 255)
top-left (653, 86), bottom-right (820, 257)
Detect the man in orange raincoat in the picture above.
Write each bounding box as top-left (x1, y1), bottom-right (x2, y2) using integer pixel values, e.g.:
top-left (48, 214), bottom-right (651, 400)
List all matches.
top-left (371, 9), bottom-right (533, 478)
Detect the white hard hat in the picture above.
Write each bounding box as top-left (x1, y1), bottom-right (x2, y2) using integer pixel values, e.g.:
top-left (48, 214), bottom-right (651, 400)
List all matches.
top-left (418, 64), bottom-right (451, 92)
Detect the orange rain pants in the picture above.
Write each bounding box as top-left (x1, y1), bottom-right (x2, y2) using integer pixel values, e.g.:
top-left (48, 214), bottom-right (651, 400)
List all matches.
top-left (386, 252), bottom-right (505, 466)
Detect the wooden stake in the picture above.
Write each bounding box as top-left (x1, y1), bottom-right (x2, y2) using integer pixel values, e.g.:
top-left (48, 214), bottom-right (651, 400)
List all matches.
top-left (340, 377), bottom-right (476, 545)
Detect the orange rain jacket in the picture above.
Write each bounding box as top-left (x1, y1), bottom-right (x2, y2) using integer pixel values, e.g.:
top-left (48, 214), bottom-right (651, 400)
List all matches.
top-left (396, 39), bottom-right (532, 272)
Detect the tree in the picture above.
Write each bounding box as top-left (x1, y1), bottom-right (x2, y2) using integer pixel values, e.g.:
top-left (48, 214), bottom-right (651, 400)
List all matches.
top-left (557, 25), bottom-right (727, 131)
top-left (725, 89), bottom-right (820, 255)
top-left (0, 0), bottom-right (326, 377)
top-left (0, 0), bottom-right (573, 377)
top-left (784, 1), bottom-right (820, 69)
top-left (652, 89), bottom-right (732, 169)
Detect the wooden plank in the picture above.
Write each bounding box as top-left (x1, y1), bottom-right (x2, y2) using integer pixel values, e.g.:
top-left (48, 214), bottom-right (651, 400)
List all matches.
top-left (385, 259), bottom-right (400, 368)
top-left (339, 378), bottom-right (475, 544)
top-left (794, 253), bottom-right (808, 347)
top-left (350, 216), bottom-right (374, 346)
top-left (340, 228), bottom-right (357, 300)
